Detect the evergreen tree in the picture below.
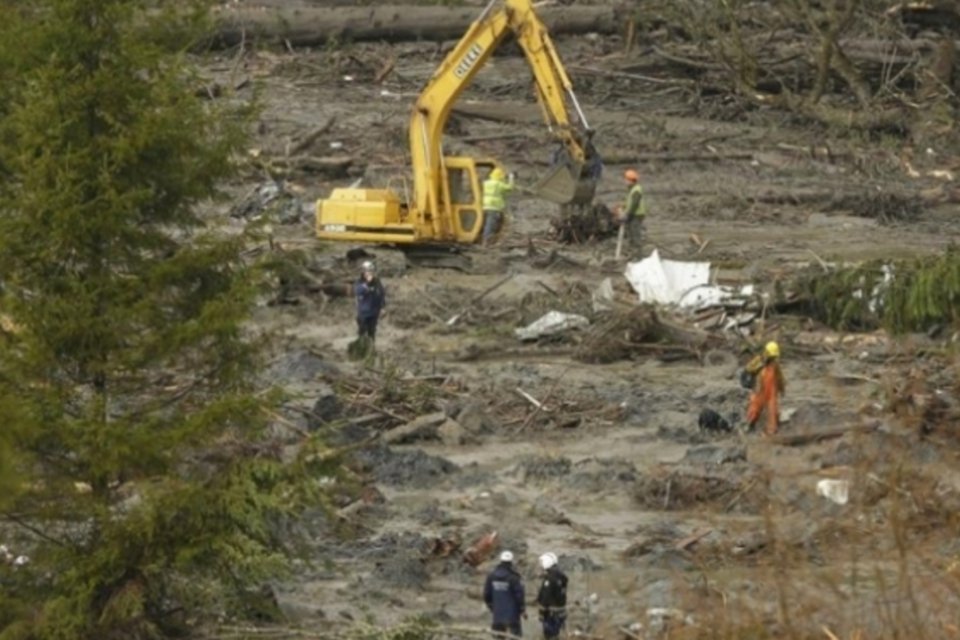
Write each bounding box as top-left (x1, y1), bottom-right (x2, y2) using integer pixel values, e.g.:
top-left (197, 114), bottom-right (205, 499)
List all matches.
top-left (0, 1), bottom-right (301, 637)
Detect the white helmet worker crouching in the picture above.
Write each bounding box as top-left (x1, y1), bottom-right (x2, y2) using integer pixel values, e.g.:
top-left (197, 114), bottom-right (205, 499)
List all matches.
top-left (539, 552), bottom-right (558, 570)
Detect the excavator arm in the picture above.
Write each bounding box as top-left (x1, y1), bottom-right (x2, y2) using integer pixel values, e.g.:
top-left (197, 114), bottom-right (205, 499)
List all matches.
top-left (410, 0), bottom-right (597, 238)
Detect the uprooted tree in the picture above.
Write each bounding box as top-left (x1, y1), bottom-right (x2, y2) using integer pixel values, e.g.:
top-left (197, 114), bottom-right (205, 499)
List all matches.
top-left (794, 247), bottom-right (960, 332)
top-left (0, 1), bottom-right (324, 637)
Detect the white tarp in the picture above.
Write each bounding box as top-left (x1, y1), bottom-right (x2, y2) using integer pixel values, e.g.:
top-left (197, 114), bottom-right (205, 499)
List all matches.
top-left (514, 311), bottom-right (589, 341)
top-left (624, 250), bottom-right (710, 306)
top-left (624, 250), bottom-right (753, 309)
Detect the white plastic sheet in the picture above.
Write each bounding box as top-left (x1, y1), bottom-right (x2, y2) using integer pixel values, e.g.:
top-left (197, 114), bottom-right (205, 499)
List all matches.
top-left (624, 250), bottom-right (753, 309)
top-left (514, 311), bottom-right (589, 341)
top-left (816, 479), bottom-right (850, 505)
top-left (624, 250), bottom-right (709, 306)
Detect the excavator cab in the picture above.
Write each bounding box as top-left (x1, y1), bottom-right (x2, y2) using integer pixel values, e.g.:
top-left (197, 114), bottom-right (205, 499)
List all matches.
top-left (442, 157), bottom-right (503, 244)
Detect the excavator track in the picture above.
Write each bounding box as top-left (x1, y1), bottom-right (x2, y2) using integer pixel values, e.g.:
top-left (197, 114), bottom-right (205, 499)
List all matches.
top-left (399, 245), bottom-right (473, 271)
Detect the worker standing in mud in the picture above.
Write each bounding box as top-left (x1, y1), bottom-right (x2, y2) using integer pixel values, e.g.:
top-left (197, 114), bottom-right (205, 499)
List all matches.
top-left (481, 167), bottom-right (516, 248)
top-left (483, 551), bottom-right (525, 637)
top-left (536, 552), bottom-right (568, 640)
top-left (745, 341), bottom-right (785, 436)
top-left (617, 168), bottom-right (646, 253)
top-left (354, 260), bottom-right (386, 343)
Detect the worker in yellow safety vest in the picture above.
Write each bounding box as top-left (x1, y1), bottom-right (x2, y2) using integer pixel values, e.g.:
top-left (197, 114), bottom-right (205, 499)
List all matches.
top-left (482, 167), bottom-right (515, 247)
top-left (617, 168), bottom-right (646, 253)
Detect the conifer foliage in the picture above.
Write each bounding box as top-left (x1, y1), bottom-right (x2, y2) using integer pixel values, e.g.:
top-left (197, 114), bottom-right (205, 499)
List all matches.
top-left (0, 2), bottom-right (295, 637)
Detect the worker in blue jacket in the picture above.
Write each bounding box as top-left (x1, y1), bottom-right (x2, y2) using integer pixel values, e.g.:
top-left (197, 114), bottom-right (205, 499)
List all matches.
top-left (483, 550), bottom-right (526, 637)
top-left (354, 260), bottom-right (386, 341)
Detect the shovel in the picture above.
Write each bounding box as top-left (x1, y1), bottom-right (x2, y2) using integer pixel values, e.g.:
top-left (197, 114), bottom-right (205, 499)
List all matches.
top-left (614, 223), bottom-right (625, 259)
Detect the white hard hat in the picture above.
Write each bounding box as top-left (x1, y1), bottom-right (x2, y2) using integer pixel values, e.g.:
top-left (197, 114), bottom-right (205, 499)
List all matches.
top-left (539, 552), bottom-right (558, 570)
top-left (499, 550), bottom-right (514, 563)
top-left (361, 260), bottom-right (375, 273)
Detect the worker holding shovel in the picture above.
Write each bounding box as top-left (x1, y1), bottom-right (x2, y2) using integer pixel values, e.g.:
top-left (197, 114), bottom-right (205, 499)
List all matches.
top-left (615, 168), bottom-right (646, 258)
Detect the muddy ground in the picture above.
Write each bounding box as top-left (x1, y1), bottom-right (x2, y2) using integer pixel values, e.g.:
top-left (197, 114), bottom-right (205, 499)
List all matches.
top-left (208, 2), bottom-right (960, 637)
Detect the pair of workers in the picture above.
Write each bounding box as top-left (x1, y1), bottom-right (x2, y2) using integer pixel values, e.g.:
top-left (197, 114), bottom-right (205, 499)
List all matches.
top-left (483, 550), bottom-right (568, 639)
top-left (481, 166), bottom-right (648, 249)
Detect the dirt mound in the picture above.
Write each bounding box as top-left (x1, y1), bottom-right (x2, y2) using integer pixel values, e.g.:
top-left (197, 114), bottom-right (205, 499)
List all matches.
top-left (372, 554), bottom-right (430, 590)
top-left (353, 446), bottom-right (458, 488)
top-left (517, 455), bottom-right (573, 482)
top-left (565, 457), bottom-right (638, 493)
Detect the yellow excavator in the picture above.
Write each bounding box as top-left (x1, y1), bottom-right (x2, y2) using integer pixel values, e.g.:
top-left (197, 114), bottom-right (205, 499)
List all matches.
top-left (315, 0), bottom-right (600, 257)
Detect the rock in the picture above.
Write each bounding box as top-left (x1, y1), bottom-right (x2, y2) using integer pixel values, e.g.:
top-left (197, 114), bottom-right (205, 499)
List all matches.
top-left (518, 455), bottom-right (572, 482)
top-left (530, 497), bottom-right (572, 525)
top-left (818, 441), bottom-right (859, 468)
top-left (635, 548), bottom-right (693, 572)
top-left (353, 446), bottom-right (458, 488)
top-left (682, 444), bottom-right (747, 466)
top-left (647, 607), bottom-right (695, 635)
top-left (637, 578), bottom-right (676, 610)
top-left (275, 594), bottom-right (326, 622)
top-left (307, 383), bottom-right (341, 429)
top-left (557, 554), bottom-right (602, 573)
top-left (437, 418), bottom-right (467, 446)
top-left (456, 401), bottom-right (499, 434)
top-left (372, 554), bottom-right (430, 590)
top-left (566, 457), bottom-right (637, 492)
top-left (265, 349), bottom-right (340, 384)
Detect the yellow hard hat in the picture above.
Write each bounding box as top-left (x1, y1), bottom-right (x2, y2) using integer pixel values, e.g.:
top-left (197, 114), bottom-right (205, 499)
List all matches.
top-left (764, 341), bottom-right (780, 358)
top-left (491, 167), bottom-right (505, 181)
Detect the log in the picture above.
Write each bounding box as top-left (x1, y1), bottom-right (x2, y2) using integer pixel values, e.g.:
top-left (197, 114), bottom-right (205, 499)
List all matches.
top-left (602, 151), bottom-right (755, 164)
top-left (271, 155), bottom-right (354, 176)
top-left (675, 528), bottom-right (712, 551)
top-left (770, 422), bottom-right (879, 447)
top-left (446, 275), bottom-right (513, 326)
top-left (382, 411), bottom-right (447, 444)
top-left (288, 116), bottom-right (336, 156)
top-left (209, 5), bottom-right (620, 49)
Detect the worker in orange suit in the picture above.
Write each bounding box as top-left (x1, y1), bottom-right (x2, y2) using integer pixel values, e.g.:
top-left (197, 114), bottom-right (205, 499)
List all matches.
top-left (745, 341), bottom-right (785, 436)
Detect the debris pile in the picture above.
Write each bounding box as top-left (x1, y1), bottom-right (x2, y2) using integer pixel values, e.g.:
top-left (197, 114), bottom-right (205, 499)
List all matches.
top-left (633, 469), bottom-right (766, 514)
top-left (549, 203), bottom-right (619, 244)
top-left (574, 305), bottom-right (719, 363)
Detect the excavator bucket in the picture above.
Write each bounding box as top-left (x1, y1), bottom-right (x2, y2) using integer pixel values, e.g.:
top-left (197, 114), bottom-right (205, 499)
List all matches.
top-left (531, 156), bottom-right (597, 205)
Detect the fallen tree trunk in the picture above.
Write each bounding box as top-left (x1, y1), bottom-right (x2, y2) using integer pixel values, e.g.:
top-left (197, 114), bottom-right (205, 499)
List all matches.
top-left (265, 155), bottom-right (354, 178)
top-left (210, 5), bottom-right (621, 48)
top-left (770, 422), bottom-right (879, 447)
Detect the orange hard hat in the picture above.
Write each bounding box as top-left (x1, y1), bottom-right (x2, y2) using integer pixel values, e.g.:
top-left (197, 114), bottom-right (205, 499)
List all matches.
top-left (624, 169), bottom-right (639, 183)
